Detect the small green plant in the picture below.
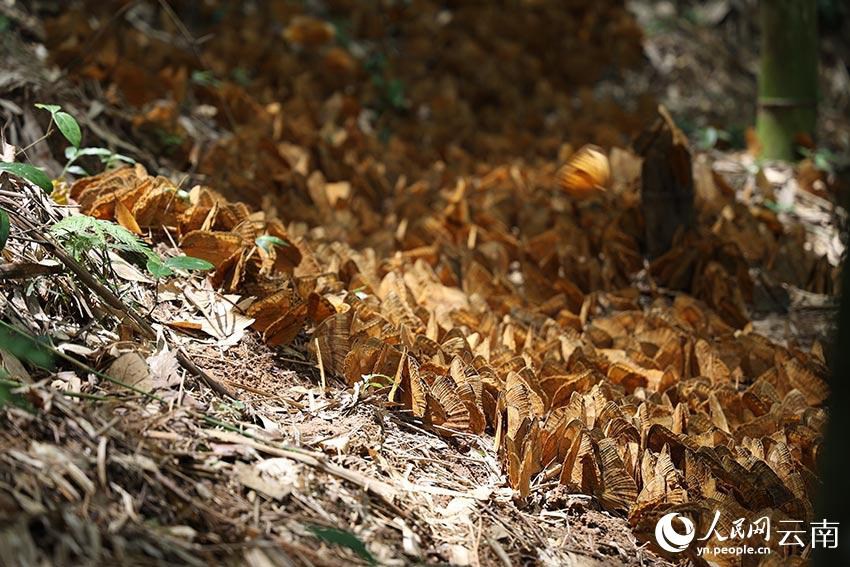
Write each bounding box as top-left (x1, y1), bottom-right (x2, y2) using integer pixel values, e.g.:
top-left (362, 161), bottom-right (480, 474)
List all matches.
top-left (360, 373), bottom-right (393, 391)
top-left (0, 322), bottom-right (54, 369)
top-left (3, 103), bottom-right (210, 280)
top-left (211, 398), bottom-right (246, 418)
top-left (51, 214), bottom-right (151, 261)
top-left (190, 69), bottom-right (221, 87)
top-left (799, 147), bottom-right (838, 175)
top-left (307, 525), bottom-right (376, 565)
top-left (41, 102), bottom-right (137, 175)
top-left (364, 54), bottom-right (407, 114)
top-left (692, 125), bottom-right (746, 151)
top-left (0, 321), bottom-right (54, 411)
top-left (38, 103), bottom-right (136, 177)
top-left (1, 103), bottom-right (136, 194)
top-left (147, 254), bottom-right (215, 278)
top-left (762, 198), bottom-right (794, 214)
top-left (255, 235), bottom-right (290, 252)
top-left (0, 209), bottom-right (9, 253)
top-left (62, 146), bottom-right (135, 177)
top-left (695, 126), bottom-right (731, 151)
top-left (35, 103), bottom-right (81, 148)
top-left (49, 215), bottom-right (213, 278)
top-left (231, 67), bottom-right (252, 87)
top-left (0, 378), bottom-right (24, 410)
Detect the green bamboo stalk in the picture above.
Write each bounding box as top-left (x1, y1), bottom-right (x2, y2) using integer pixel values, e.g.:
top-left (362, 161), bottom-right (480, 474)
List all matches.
top-left (756, 0), bottom-right (818, 160)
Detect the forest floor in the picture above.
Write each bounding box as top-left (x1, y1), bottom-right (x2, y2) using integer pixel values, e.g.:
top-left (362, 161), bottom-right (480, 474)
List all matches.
top-left (0, 2), bottom-right (847, 566)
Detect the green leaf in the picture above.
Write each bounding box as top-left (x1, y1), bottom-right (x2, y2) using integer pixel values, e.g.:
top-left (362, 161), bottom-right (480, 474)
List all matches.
top-left (307, 526), bottom-right (375, 565)
top-left (104, 153), bottom-right (136, 165)
top-left (0, 324), bottom-right (43, 412)
top-left (34, 103), bottom-right (61, 114)
top-left (255, 235), bottom-right (289, 252)
top-left (0, 379), bottom-right (10, 407)
top-left (191, 70), bottom-right (220, 87)
top-left (0, 380), bottom-right (31, 411)
top-left (385, 78), bottom-right (406, 109)
top-left (0, 209), bottom-right (9, 252)
top-left (50, 215), bottom-right (158, 269)
top-left (35, 104), bottom-right (82, 148)
top-left (54, 111), bottom-right (81, 147)
top-left (146, 257), bottom-right (174, 278)
top-left (0, 162), bottom-right (53, 193)
top-left (73, 147), bottom-right (114, 157)
top-left (0, 322), bottom-right (54, 369)
top-left (762, 199), bottom-right (794, 214)
top-left (165, 256), bottom-right (214, 272)
top-left (66, 165), bottom-right (90, 176)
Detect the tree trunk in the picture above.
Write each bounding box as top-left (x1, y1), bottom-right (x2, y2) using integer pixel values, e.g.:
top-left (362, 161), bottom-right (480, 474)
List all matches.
top-left (634, 106), bottom-right (695, 259)
top-left (756, 0), bottom-right (818, 160)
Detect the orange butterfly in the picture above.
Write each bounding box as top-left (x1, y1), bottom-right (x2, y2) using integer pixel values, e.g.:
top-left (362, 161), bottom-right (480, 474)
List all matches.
top-left (556, 144), bottom-right (610, 198)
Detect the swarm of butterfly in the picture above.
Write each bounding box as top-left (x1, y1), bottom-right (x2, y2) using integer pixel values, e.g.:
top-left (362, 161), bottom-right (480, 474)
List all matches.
top-left (73, 153), bottom-right (829, 564)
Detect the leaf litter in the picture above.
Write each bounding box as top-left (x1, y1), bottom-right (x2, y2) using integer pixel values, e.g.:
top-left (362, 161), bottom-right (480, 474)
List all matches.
top-left (0, 2), bottom-right (847, 566)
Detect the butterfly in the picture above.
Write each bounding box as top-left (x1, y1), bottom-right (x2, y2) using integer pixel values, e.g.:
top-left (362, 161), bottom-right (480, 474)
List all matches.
top-left (556, 144), bottom-right (610, 198)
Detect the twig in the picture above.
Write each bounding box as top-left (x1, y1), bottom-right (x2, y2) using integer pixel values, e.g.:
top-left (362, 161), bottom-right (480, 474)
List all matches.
top-left (15, 124), bottom-right (54, 157)
top-left (473, 517), bottom-right (483, 567)
top-left (0, 378), bottom-right (108, 402)
top-left (486, 537), bottom-right (512, 567)
top-left (204, 426), bottom-right (398, 505)
top-left (273, 356), bottom-right (315, 367)
top-left (0, 262), bottom-right (64, 279)
top-left (147, 470), bottom-right (239, 527)
top-left (314, 337), bottom-right (327, 392)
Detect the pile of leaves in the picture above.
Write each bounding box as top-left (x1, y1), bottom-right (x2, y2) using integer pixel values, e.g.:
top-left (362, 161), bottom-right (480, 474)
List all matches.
top-left (0, 2), bottom-right (845, 565)
top-left (66, 127), bottom-right (834, 564)
top-left (41, 0), bottom-right (653, 172)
